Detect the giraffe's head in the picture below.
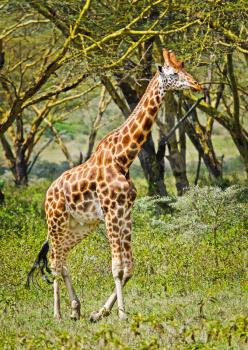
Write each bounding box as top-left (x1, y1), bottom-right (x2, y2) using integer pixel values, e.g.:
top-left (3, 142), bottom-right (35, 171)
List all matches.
top-left (157, 49), bottom-right (202, 93)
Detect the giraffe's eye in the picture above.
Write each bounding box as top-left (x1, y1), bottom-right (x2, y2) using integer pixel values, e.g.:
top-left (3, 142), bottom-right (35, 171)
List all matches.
top-left (171, 73), bottom-right (178, 78)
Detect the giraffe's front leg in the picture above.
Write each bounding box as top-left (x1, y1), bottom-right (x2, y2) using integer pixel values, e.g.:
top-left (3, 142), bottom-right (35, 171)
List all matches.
top-left (113, 260), bottom-right (127, 320)
top-left (89, 274), bottom-right (132, 322)
top-left (90, 208), bottom-right (133, 322)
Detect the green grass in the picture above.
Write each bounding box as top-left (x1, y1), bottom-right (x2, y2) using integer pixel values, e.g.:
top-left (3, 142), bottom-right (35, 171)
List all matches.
top-left (0, 183), bottom-right (248, 349)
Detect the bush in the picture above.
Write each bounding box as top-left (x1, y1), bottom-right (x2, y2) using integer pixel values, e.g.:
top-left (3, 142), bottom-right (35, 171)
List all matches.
top-left (133, 186), bottom-right (248, 289)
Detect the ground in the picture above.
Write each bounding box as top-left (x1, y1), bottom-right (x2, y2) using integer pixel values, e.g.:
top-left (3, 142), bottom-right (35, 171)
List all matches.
top-left (0, 182), bottom-right (247, 349)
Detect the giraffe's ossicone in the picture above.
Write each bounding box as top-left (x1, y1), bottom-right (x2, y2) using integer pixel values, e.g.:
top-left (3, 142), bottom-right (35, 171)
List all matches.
top-left (27, 49), bottom-right (202, 322)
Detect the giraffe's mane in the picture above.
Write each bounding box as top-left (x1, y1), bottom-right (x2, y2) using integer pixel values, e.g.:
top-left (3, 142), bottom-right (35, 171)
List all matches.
top-left (95, 128), bottom-right (118, 152)
top-left (124, 71), bottom-right (159, 120)
top-left (95, 72), bottom-right (159, 153)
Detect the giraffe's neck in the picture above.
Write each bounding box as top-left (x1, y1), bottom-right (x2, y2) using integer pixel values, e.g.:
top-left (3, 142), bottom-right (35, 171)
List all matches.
top-left (114, 72), bottom-right (165, 171)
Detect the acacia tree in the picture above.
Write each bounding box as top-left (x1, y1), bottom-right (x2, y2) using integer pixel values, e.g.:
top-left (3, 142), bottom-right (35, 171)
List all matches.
top-left (1, 0), bottom-right (181, 190)
top-left (185, 49), bottom-right (248, 177)
top-left (27, 0), bottom-right (179, 195)
top-left (156, 92), bottom-right (189, 196)
top-left (0, 7), bottom-right (89, 135)
top-left (30, 0), bottom-right (248, 186)
top-left (0, 2), bottom-right (98, 184)
top-left (0, 81), bottom-right (99, 184)
top-left (2, 0), bottom-right (247, 189)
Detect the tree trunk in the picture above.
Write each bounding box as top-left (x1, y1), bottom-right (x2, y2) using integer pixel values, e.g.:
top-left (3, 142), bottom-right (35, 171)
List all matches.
top-left (230, 130), bottom-right (248, 176)
top-left (226, 52), bottom-right (248, 177)
top-left (186, 94), bottom-right (248, 178)
top-left (183, 101), bottom-right (223, 179)
top-left (0, 134), bottom-right (16, 180)
top-left (138, 134), bottom-right (167, 196)
top-left (14, 116), bottom-right (28, 185)
top-left (162, 93), bottom-right (189, 196)
top-left (15, 146), bottom-right (28, 185)
top-left (0, 189), bottom-right (4, 205)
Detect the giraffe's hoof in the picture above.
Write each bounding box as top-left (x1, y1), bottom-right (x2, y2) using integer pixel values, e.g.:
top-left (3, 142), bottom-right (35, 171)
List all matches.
top-left (119, 312), bottom-right (128, 321)
top-left (70, 312), bottom-right (80, 321)
top-left (54, 314), bottom-right (62, 321)
top-left (70, 300), bottom-right (80, 321)
top-left (89, 310), bottom-right (102, 323)
top-left (90, 308), bottom-right (111, 322)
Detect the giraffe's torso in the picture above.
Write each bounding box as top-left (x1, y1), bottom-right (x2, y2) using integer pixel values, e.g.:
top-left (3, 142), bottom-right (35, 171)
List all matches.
top-left (45, 147), bottom-right (137, 241)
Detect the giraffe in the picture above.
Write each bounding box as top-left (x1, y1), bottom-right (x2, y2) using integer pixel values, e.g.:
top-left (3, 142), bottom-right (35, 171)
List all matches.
top-left (27, 49), bottom-right (202, 322)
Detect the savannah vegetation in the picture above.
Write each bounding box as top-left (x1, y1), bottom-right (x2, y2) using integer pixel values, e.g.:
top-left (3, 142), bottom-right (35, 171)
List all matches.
top-left (0, 0), bottom-right (247, 349)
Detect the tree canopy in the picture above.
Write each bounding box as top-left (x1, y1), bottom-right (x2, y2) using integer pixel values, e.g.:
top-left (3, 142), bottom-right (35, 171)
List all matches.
top-left (0, 0), bottom-right (247, 189)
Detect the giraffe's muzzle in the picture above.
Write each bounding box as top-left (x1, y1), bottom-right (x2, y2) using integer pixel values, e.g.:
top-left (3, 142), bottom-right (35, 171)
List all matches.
top-left (190, 81), bottom-right (202, 92)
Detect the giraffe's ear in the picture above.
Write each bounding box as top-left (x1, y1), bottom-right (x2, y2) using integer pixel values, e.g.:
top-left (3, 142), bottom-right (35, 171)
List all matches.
top-left (156, 63), bottom-right (163, 74)
top-left (162, 48), bottom-right (170, 66)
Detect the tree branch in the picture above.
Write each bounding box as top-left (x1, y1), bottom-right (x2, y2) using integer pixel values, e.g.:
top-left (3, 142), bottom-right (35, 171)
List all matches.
top-left (44, 118), bottom-right (74, 168)
top-left (158, 97), bottom-right (205, 146)
top-left (22, 73), bottom-right (89, 108)
top-left (0, 1), bottom-right (92, 135)
top-left (101, 76), bottom-right (130, 117)
top-left (0, 17), bottom-right (49, 40)
top-left (27, 137), bottom-right (53, 175)
top-left (227, 52), bottom-right (240, 129)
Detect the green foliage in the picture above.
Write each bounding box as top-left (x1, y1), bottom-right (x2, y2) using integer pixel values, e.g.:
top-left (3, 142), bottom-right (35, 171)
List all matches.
top-left (54, 119), bottom-right (89, 138)
top-left (1, 0), bottom-right (248, 187)
top-left (134, 186), bottom-right (248, 289)
top-left (0, 182), bottom-right (48, 238)
top-left (155, 185), bottom-right (248, 236)
top-left (0, 183), bottom-right (247, 349)
top-left (0, 179), bottom-right (4, 189)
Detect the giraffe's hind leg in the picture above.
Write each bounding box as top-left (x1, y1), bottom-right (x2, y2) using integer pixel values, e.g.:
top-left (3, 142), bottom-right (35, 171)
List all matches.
top-left (63, 219), bottom-right (97, 320)
top-left (90, 273), bottom-right (132, 322)
top-left (50, 242), bottom-right (64, 320)
top-left (50, 236), bottom-right (82, 320)
top-left (50, 217), bottom-right (97, 320)
top-left (90, 247), bottom-right (133, 322)
top-left (62, 266), bottom-right (81, 320)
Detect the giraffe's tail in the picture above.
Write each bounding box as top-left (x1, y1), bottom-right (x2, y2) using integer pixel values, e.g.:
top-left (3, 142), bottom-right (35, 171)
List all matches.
top-left (26, 240), bottom-right (53, 288)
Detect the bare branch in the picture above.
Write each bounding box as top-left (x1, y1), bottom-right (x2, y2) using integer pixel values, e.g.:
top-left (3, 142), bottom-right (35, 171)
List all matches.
top-left (44, 118), bottom-right (74, 168)
top-left (101, 76), bottom-right (130, 117)
top-left (85, 87), bottom-right (111, 160)
top-left (227, 52), bottom-right (240, 128)
top-left (0, 18), bottom-right (49, 40)
top-left (27, 137), bottom-right (53, 175)
top-left (22, 74), bottom-right (89, 108)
